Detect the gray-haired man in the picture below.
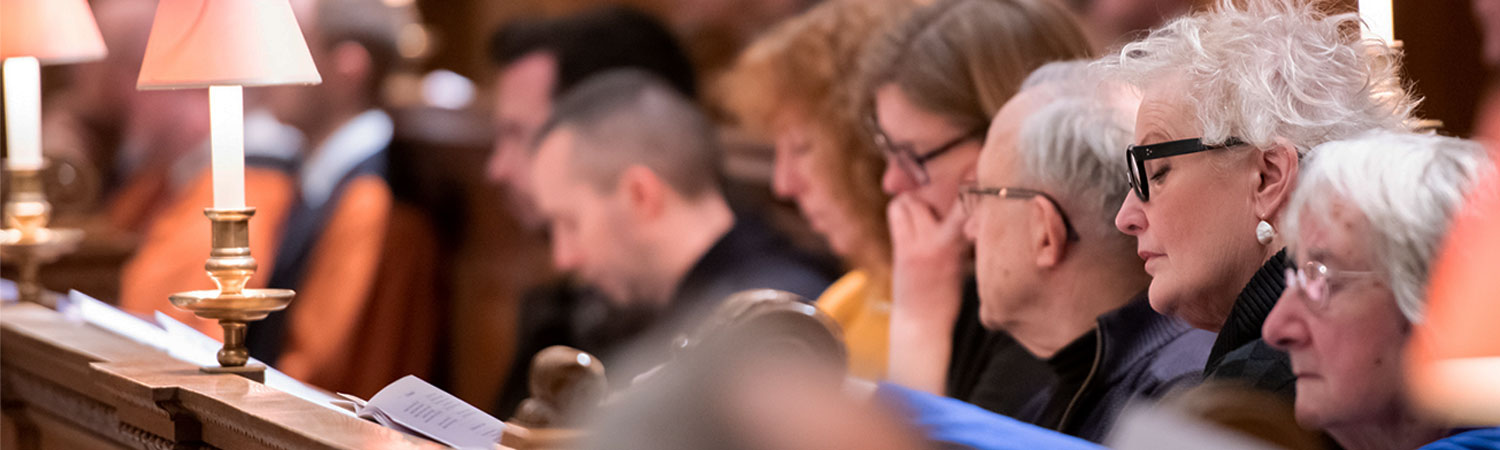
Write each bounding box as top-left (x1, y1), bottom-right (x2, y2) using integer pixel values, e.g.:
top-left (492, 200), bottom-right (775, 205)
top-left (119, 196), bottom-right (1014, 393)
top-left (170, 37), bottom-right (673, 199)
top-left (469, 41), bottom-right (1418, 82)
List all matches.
top-left (961, 61), bottom-right (1214, 441)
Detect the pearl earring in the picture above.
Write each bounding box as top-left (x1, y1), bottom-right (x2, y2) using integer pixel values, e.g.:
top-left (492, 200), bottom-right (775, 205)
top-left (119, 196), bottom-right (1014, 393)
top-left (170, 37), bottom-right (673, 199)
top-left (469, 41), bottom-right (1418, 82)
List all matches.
top-left (1256, 220), bottom-right (1276, 245)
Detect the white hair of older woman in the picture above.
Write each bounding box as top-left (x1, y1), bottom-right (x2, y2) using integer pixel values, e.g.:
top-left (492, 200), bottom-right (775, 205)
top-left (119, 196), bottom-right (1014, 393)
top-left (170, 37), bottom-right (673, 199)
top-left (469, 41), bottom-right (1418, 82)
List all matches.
top-left (1099, 0), bottom-right (1418, 154)
top-left (1013, 60), bottom-right (1139, 239)
top-left (1283, 130), bottom-right (1492, 323)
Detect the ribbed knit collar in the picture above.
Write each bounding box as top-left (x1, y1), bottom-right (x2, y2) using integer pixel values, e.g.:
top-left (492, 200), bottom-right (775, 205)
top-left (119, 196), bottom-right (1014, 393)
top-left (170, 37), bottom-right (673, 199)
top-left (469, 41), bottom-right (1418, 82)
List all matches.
top-left (1206, 249), bottom-right (1289, 370)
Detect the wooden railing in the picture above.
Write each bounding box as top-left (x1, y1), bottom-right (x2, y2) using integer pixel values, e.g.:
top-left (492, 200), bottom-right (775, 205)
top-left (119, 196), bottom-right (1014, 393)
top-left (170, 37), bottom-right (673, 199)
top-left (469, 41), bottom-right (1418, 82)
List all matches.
top-left (0, 302), bottom-right (448, 449)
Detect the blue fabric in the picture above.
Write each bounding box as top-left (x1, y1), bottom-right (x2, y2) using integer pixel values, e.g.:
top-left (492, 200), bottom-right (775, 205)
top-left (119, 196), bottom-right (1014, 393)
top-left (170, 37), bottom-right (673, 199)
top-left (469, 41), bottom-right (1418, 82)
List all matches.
top-left (1422, 428), bottom-right (1500, 450)
top-left (877, 382), bottom-right (1104, 450)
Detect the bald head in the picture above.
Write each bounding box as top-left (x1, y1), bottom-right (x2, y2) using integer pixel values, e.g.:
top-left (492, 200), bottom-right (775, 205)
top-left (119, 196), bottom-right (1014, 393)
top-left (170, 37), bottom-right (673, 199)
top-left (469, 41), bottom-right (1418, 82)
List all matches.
top-left (533, 69), bottom-right (723, 198)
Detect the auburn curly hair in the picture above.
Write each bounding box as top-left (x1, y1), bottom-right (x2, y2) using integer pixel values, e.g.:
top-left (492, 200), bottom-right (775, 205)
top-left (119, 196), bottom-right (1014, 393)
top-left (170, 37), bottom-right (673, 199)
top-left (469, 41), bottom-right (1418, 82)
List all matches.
top-left (714, 0), bottom-right (917, 294)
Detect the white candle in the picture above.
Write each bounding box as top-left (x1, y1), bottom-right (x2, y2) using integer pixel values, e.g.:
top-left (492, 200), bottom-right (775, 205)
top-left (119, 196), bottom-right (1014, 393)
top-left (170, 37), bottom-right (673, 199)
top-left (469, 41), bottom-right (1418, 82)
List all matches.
top-left (209, 85), bottom-right (246, 210)
top-left (1359, 0), bottom-right (1395, 44)
top-left (4, 57), bottom-right (44, 171)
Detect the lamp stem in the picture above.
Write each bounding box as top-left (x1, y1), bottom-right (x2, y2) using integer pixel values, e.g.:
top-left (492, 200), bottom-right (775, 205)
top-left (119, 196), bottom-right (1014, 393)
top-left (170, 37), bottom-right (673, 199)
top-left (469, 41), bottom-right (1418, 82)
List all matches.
top-left (209, 85), bottom-right (246, 209)
top-left (3, 57), bottom-right (44, 170)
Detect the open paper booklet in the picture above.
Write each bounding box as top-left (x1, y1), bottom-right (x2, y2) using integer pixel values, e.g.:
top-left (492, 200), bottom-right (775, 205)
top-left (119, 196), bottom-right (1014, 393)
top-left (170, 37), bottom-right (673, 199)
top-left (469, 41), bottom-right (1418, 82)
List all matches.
top-left (332, 375), bottom-right (507, 449)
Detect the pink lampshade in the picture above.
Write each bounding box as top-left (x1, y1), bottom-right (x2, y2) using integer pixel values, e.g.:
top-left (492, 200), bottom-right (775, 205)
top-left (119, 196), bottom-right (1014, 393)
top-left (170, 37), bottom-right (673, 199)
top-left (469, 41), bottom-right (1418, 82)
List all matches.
top-left (137, 0), bottom-right (321, 89)
top-left (0, 0), bottom-right (108, 64)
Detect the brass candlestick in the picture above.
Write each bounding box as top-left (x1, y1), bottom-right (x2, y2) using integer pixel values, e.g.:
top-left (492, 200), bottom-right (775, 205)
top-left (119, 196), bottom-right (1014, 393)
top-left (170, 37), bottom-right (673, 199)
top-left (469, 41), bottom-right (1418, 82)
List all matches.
top-left (0, 164), bottom-right (84, 307)
top-left (168, 208), bottom-right (294, 381)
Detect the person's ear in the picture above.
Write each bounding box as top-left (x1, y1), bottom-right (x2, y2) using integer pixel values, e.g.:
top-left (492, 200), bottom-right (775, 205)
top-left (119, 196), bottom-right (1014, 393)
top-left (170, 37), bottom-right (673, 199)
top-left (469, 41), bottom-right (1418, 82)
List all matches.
top-left (619, 165), bottom-right (665, 220)
top-left (1031, 196), bottom-right (1070, 268)
top-left (1251, 138), bottom-right (1300, 222)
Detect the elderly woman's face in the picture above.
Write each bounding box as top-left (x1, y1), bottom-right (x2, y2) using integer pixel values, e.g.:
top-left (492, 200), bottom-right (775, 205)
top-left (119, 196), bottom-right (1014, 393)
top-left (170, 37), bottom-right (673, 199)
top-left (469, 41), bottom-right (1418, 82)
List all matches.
top-left (770, 108), bottom-right (867, 259)
top-left (1263, 200), bottom-right (1409, 431)
top-left (1114, 81), bottom-right (1267, 331)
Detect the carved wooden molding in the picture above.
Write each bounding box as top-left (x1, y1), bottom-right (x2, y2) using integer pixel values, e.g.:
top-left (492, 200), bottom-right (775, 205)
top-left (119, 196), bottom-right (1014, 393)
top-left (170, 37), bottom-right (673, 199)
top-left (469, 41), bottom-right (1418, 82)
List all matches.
top-left (118, 420), bottom-right (176, 450)
top-left (1, 364), bottom-right (123, 443)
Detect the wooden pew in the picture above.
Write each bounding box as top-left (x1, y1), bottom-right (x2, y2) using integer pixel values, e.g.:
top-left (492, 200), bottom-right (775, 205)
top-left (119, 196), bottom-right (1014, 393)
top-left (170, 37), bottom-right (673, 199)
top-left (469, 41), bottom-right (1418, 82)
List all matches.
top-left (0, 302), bottom-right (447, 449)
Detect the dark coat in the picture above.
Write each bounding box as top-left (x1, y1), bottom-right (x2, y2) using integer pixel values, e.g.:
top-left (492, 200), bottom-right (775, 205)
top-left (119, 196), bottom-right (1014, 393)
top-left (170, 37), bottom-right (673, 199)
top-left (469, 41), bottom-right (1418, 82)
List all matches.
top-left (1052, 294), bottom-right (1216, 442)
top-left (946, 278), bottom-right (1057, 421)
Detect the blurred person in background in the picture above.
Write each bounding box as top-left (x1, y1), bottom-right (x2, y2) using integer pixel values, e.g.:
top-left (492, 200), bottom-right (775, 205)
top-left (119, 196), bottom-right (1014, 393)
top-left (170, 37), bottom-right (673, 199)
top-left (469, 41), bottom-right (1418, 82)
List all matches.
top-left (1064, 0), bottom-right (1194, 52)
top-left (665, 0), bottom-right (818, 83)
top-left (485, 6), bottom-right (697, 230)
top-left (857, 0), bottom-right (1093, 417)
top-left (1263, 130), bottom-right (1491, 450)
top-left (482, 6), bottom-right (706, 417)
top-left (716, 0), bottom-right (919, 380)
top-left (945, 60), bottom-right (1212, 441)
top-left (40, 0), bottom-right (151, 208)
top-left (1102, 0), bottom-right (1417, 393)
top-left (527, 70), bottom-right (832, 389)
top-left (245, 0), bottom-right (442, 397)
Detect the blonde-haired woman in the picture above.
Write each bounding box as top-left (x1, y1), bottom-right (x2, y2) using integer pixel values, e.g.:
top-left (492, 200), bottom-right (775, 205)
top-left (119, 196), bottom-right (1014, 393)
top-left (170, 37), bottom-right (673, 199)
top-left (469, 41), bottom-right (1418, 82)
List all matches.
top-left (717, 0), bottom-right (916, 379)
top-left (858, 0), bottom-right (1092, 415)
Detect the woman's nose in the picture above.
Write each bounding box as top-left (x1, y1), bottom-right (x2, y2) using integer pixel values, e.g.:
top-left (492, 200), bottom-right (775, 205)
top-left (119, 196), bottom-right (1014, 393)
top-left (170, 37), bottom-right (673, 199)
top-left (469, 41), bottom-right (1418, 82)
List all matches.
top-left (1264, 283), bottom-right (1312, 351)
top-left (1115, 193), bottom-right (1147, 235)
top-left (882, 162), bottom-right (913, 195)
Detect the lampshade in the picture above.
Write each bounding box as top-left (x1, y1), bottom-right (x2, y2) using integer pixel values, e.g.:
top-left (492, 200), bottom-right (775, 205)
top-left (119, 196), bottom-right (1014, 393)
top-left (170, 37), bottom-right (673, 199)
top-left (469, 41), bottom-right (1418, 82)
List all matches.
top-left (0, 0), bottom-right (108, 64)
top-left (137, 0), bottom-right (321, 89)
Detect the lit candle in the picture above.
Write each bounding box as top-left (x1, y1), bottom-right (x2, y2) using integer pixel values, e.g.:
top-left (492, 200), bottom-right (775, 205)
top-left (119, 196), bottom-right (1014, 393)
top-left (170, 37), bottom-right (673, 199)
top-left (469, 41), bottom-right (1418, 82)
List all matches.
top-left (1359, 0), bottom-right (1395, 44)
top-left (3, 57), bottom-right (44, 171)
top-left (209, 85), bottom-right (246, 210)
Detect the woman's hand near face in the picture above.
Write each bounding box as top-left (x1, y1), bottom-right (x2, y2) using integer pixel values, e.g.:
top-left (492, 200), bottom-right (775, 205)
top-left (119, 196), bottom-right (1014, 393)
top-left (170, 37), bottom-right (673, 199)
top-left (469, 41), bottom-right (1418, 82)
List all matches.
top-left (886, 194), bottom-right (969, 394)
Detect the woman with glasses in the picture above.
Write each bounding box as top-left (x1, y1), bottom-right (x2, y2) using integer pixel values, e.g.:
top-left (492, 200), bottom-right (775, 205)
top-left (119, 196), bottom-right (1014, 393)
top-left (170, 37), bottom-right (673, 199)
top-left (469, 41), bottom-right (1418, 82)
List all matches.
top-left (856, 0), bottom-right (1092, 416)
top-left (1262, 130), bottom-right (1490, 450)
top-left (1102, 0), bottom-right (1416, 392)
top-left (716, 0), bottom-right (917, 380)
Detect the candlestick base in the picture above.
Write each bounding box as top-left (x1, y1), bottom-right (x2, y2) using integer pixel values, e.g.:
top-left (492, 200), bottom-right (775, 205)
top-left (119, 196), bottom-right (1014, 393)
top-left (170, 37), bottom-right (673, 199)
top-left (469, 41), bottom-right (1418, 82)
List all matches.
top-left (0, 228), bottom-right (84, 307)
top-left (200, 362), bottom-right (268, 383)
top-left (168, 208), bottom-right (295, 375)
top-left (1, 164), bottom-right (84, 307)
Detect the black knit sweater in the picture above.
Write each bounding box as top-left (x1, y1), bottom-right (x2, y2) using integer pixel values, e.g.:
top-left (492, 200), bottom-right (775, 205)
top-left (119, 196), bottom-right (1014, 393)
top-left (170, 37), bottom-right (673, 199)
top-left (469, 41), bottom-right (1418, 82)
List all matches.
top-left (1203, 249), bottom-right (1297, 396)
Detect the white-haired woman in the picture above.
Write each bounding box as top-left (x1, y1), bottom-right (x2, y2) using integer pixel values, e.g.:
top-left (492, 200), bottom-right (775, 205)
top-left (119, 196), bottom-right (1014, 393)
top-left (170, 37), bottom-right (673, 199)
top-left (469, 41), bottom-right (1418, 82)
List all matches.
top-left (1263, 130), bottom-right (1492, 450)
top-left (1102, 0), bottom-right (1417, 390)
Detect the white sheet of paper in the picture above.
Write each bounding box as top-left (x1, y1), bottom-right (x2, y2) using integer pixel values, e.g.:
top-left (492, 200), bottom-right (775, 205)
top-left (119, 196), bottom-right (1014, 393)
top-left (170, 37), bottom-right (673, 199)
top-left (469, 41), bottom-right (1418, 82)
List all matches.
top-left (70, 290), bottom-right (170, 349)
top-left (152, 312), bottom-right (354, 417)
top-left (365, 375), bottom-right (506, 449)
top-left (153, 311), bottom-right (224, 366)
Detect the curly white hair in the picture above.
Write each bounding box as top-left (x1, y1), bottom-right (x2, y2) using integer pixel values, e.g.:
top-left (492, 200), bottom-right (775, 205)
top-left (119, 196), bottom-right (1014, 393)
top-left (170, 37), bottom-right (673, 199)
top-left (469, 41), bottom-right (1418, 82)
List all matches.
top-left (1099, 0), bottom-right (1418, 152)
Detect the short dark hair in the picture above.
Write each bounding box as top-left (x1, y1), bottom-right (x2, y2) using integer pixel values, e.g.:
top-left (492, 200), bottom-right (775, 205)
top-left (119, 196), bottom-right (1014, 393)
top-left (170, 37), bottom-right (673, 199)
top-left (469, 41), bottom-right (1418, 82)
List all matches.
top-left (488, 6), bottom-right (698, 100)
top-left (533, 69), bottom-right (722, 198)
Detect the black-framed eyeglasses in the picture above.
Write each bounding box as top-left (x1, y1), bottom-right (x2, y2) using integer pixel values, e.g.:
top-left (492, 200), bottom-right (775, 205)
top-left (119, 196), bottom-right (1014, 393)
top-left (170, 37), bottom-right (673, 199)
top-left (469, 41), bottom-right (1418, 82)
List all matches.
top-left (1125, 137), bottom-right (1246, 202)
top-left (869, 116), bottom-right (985, 186)
top-left (1283, 260), bottom-right (1378, 311)
top-left (960, 183), bottom-right (1080, 241)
